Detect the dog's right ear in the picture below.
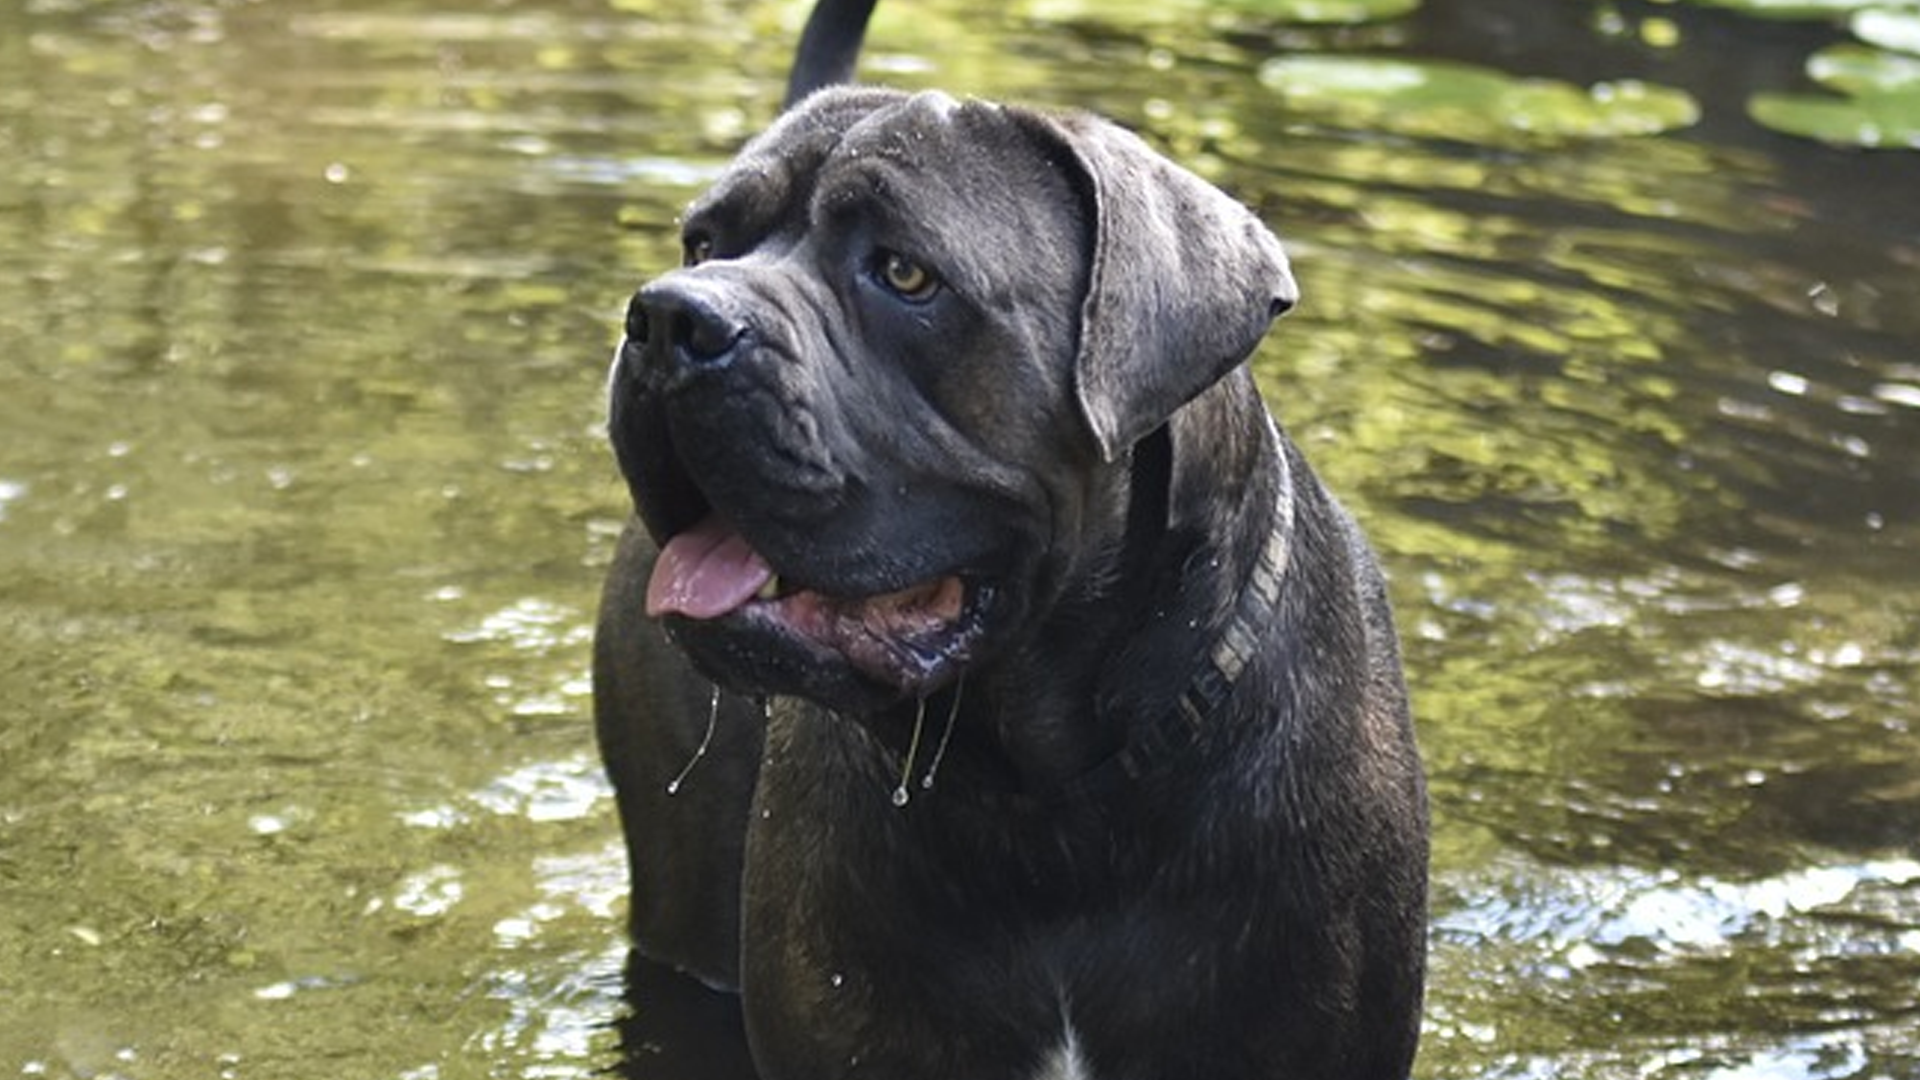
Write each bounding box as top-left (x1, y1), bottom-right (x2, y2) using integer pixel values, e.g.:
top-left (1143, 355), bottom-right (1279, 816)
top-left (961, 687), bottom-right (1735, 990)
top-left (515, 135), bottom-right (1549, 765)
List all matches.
top-left (1030, 113), bottom-right (1298, 463)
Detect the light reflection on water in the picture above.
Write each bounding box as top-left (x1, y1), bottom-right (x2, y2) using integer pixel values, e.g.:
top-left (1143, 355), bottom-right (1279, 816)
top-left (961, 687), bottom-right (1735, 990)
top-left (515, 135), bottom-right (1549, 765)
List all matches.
top-left (0, 0), bottom-right (1916, 1078)
top-left (1431, 856), bottom-right (1920, 1078)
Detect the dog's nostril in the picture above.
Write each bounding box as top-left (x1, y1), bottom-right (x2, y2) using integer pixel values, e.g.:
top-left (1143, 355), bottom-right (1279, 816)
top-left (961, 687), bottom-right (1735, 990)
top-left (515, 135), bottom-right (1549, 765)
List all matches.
top-left (672, 307), bottom-right (743, 365)
top-left (631, 286), bottom-right (746, 369)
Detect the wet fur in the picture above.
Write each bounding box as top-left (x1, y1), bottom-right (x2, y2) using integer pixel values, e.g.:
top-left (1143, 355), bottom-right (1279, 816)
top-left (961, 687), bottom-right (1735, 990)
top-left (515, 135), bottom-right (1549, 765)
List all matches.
top-left (595, 5), bottom-right (1428, 1078)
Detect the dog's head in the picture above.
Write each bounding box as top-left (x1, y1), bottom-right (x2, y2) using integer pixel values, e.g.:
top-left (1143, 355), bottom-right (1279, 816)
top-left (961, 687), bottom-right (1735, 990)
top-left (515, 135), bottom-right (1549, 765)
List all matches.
top-left (609, 87), bottom-right (1295, 714)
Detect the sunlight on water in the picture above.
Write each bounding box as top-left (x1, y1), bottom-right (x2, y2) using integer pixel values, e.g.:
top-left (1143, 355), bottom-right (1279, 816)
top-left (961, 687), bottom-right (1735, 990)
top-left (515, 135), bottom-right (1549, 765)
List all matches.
top-left (474, 758), bottom-right (616, 824)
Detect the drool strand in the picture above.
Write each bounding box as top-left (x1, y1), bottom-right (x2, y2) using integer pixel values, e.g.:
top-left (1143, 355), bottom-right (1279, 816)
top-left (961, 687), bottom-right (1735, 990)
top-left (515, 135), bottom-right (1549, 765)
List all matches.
top-left (921, 679), bottom-right (965, 792)
top-left (891, 697), bottom-right (928, 808)
top-left (666, 684), bottom-right (722, 796)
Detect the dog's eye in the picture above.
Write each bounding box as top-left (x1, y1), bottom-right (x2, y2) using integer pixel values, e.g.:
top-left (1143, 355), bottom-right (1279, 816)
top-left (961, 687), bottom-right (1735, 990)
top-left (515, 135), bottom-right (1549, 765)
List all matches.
top-left (876, 251), bottom-right (939, 301)
top-left (684, 235), bottom-right (715, 267)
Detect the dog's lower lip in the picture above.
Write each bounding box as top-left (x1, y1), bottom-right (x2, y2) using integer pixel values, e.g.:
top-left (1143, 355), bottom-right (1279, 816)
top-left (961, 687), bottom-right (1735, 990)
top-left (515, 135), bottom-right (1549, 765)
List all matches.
top-left (752, 573), bottom-right (968, 642)
top-left (746, 573), bottom-right (979, 689)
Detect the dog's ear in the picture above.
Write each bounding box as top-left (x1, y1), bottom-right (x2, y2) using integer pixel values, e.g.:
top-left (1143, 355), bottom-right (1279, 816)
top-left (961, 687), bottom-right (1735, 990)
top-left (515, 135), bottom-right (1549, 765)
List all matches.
top-left (1033, 113), bottom-right (1298, 463)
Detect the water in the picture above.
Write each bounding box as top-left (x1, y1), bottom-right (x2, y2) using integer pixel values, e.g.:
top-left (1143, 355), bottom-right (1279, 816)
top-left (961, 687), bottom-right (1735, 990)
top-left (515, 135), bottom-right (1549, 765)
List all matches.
top-left (1, 1), bottom-right (1916, 1077)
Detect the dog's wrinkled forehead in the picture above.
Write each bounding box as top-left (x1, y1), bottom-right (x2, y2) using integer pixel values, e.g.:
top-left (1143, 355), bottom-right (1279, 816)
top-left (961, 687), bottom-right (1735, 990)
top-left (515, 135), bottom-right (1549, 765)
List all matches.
top-left (685, 88), bottom-right (1087, 290)
top-left (680, 88), bottom-right (900, 242)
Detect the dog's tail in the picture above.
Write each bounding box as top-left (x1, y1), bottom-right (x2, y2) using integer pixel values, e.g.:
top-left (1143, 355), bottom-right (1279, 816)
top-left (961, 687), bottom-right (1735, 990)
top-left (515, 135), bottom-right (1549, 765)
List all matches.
top-left (785, 0), bottom-right (878, 108)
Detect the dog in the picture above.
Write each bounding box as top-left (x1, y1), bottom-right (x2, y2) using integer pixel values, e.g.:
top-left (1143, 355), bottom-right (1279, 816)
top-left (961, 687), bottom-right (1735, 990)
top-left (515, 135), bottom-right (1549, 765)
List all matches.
top-left (594, 1), bottom-right (1429, 1076)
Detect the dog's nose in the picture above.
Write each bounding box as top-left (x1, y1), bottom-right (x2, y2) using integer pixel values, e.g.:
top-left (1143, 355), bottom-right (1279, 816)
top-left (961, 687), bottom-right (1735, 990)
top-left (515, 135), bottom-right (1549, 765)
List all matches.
top-left (627, 282), bottom-right (748, 370)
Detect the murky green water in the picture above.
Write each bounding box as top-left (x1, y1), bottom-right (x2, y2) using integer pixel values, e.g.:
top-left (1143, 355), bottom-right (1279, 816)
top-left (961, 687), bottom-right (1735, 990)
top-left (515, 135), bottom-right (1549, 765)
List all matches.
top-left (2, 1), bottom-right (1916, 1078)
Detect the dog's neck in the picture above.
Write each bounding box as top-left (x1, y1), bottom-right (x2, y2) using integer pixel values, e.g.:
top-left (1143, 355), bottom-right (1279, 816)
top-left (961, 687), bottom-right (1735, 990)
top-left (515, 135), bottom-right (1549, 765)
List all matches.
top-left (1039, 386), bottom-right (1293, 804)
top-left (909, 376), bottom-right (1292, 804)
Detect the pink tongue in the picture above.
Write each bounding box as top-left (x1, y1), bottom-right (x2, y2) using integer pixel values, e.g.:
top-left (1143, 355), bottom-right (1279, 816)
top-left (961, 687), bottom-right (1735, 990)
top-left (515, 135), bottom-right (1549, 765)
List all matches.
top-left (645, 515), bottom-right (775, 620)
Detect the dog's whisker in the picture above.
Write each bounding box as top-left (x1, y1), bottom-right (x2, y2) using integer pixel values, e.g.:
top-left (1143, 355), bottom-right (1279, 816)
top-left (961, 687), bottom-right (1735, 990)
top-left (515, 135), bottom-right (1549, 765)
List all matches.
top-left (666, 684), bottom-right (723, 796)
top-left (921, 678), bottom-right (964, 792)
top-left (892, 697), bottom-right (928, 808)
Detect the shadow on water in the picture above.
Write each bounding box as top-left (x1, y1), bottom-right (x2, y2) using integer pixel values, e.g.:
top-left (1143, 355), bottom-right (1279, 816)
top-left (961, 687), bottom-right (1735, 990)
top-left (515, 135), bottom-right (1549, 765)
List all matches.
top-left (0, 0), bottom-right (1916, 1078)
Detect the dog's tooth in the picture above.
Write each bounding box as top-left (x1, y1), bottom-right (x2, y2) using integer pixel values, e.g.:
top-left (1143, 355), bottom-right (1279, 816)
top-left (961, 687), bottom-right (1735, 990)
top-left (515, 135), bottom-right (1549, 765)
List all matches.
top-left (758, 575), bottom-right (782, 601)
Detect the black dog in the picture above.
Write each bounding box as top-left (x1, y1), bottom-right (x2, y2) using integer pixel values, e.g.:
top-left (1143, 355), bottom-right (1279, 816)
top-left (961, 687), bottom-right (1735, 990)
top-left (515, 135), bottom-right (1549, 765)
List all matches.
top-left (595, 2), bottom-right (1428, 1076)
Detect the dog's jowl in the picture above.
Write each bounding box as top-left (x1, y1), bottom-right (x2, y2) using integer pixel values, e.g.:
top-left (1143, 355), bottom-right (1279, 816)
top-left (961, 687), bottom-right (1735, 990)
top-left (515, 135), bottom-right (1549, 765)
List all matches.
top-left (595, 6), bottom-right (1429, 1078)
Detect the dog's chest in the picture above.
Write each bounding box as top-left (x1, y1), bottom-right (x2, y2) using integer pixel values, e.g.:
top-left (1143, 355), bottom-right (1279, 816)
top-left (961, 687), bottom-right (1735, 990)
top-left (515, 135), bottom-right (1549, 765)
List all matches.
top-left (1031, 1023), bottom-right (1096, 1080)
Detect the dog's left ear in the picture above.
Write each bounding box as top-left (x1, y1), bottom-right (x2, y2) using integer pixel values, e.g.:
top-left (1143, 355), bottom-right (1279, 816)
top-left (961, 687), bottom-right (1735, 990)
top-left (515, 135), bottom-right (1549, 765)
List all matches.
top-left (1033, 113), bottom-right (1299, 463)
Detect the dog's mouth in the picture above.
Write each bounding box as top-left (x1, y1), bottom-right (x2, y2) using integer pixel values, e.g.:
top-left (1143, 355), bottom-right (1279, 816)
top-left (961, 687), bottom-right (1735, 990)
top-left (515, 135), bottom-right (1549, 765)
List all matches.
top-left (643, 512), bottom-right (990, 696)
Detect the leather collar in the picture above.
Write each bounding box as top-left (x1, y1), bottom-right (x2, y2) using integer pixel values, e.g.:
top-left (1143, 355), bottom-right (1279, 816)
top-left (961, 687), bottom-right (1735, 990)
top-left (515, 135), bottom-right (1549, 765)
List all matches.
top-left (1041, 417), bottom-right (1293, 806)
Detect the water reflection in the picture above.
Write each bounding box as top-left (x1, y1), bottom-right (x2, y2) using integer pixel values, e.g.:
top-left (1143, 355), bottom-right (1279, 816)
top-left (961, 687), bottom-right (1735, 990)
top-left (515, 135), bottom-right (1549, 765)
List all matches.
top-left (1, 0), bottom-right (1916, 1077)
top-left (1432, 856), bottom-right (1920, 1077)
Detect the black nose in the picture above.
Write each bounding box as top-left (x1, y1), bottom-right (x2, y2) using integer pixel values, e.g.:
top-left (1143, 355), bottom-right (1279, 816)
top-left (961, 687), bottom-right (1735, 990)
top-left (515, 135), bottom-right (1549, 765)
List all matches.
top-left (627, 280), bottom-right (748, 370)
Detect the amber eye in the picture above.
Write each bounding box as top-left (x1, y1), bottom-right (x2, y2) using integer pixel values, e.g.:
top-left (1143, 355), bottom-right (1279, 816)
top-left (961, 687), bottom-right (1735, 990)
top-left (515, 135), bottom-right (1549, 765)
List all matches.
top-left (877, 251), bottom-right (938, 301)
top-left (684, 235), bottom-right (714, 267)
